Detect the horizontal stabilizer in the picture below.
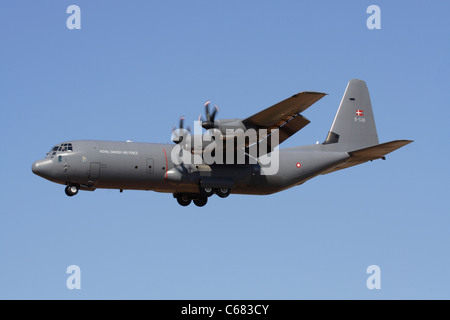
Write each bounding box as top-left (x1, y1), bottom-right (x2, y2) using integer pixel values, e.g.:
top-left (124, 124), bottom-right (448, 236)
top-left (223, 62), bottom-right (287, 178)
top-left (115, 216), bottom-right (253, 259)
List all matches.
top-left (322, 140), bottom-right (413, 174)
top-left (348, 140), bottom-right (413, 160)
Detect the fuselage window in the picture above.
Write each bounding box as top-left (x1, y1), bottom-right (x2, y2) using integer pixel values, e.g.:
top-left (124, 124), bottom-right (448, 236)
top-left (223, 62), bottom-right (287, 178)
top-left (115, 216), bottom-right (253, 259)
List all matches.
top-left (58, 155), bottom-right (62, 163)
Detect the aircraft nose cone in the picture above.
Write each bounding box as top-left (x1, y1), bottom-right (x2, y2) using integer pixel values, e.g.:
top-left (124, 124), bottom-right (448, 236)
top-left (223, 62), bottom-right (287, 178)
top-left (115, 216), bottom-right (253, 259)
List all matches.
top-left (32, 159), bottom-right (53, 178)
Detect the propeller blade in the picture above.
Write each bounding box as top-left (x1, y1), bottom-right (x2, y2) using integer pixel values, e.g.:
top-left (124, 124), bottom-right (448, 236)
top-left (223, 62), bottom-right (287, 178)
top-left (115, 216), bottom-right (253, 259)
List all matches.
top-left (201, 100), bottom-right (219, 129)
top-left (179, 116), bottom-right (185, 129)
top-left (211, 105), bottom-right (219, 122)
top-left (205, 101), bottom-right (210, 120)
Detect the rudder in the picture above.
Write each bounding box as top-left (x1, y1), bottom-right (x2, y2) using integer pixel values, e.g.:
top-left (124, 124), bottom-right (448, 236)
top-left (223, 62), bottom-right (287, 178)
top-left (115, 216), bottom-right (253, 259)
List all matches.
top-left (324, 79), bottom-right (379, 152)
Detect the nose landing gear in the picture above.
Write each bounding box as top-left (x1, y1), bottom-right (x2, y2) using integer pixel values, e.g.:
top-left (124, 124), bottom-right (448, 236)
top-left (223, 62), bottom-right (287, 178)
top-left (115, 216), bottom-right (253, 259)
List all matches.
top-left (65, 185), bottom-right (79, 197)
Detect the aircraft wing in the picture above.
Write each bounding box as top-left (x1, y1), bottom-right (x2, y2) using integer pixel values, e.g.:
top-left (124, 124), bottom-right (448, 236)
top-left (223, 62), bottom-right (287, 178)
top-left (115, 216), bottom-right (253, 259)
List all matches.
top-left (187, 91), bottom-right (327, 158)
top-left (243, 91), bottom-right (327, 128)
top-left (242, 91), bottom-right (327, 145)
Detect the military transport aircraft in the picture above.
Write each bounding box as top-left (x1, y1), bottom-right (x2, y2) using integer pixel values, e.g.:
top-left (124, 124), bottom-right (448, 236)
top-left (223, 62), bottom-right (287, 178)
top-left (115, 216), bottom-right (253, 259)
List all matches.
top-left (32, 79), bottom-right (412, 207)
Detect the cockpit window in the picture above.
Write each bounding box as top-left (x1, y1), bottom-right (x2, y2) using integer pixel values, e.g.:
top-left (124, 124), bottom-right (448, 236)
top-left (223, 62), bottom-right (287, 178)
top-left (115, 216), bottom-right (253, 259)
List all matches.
top-left (49, 143), bottom-right (73, 156)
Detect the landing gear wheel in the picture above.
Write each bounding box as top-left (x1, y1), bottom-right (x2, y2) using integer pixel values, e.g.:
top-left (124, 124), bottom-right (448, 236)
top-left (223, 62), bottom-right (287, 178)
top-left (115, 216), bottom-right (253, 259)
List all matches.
top-left (65, 185), bottom-right (79, 197)
top-left (216, 187), bottom-right (231, 198)
top-left (176, 194), bottom-right (192, 207)
top-left (200, 187), bottom-right (214, 197)
top-left (193, 197), bottom-right (208, 207)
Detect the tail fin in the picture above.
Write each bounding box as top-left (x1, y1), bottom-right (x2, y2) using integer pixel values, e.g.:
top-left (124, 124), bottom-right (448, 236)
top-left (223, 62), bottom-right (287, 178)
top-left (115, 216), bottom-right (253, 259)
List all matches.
top-left (324, 79), bottom-right (379, 152)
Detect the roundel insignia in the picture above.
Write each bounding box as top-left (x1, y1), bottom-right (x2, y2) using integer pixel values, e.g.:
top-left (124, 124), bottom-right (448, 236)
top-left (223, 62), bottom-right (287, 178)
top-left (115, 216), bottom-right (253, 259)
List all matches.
top-left (296, 162), bottom-right (301, 168)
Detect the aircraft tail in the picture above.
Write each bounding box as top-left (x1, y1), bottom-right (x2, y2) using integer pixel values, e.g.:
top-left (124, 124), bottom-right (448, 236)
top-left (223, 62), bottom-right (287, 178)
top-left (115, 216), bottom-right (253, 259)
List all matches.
top-left (324, 79), bottom-right (379, 152)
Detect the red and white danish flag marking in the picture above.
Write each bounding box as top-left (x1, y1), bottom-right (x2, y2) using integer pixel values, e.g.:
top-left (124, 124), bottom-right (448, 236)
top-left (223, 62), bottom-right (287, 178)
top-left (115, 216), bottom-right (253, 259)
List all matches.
top-left (296, 162), bottom-right (302, 168)
top-left (356, 109), bottom-right (364, 116)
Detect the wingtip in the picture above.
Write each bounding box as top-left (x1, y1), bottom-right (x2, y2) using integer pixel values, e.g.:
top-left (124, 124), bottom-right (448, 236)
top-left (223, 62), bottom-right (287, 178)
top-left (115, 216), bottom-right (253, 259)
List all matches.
top-left (300, 91), bottom-right (328, 95)
top-left (291, 91), bottom-right (328, 99)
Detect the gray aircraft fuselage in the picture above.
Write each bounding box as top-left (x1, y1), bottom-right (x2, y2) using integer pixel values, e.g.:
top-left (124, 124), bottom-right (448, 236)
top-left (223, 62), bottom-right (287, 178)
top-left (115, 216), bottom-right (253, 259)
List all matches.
top-left (32, 140), bottom-right (348, 195)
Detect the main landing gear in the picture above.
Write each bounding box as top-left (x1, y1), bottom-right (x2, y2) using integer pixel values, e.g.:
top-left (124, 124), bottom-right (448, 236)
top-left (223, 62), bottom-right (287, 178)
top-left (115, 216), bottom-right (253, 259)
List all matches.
top-left (215, 187), bottom-right (231, 198)
top-left (65, 185), bottom-right (79, 197)
top-left (176, 194), bottom-right (208, 207)
top-left (176, 194), bottom-right (192, 207)
top-left (174, 187), bottom-right (231, 207)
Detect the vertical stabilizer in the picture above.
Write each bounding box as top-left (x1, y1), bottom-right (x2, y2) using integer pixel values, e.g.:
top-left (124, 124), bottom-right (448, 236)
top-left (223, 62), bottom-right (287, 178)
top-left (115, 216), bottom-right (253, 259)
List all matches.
top-left (324, 79), bottom-right (379, 151)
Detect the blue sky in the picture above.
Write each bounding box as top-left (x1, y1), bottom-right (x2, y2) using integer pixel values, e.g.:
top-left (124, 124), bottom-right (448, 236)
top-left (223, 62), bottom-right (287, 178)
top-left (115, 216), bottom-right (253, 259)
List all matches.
top-left (0, 1), bottom-right (449, 299)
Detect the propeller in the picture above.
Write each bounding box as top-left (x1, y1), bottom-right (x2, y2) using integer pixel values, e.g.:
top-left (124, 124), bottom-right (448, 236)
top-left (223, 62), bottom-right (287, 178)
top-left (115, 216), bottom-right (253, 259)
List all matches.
top-left (171, 116), bottom-right (191, 144)
top-left (200, 100), bottom-right (219, 129)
